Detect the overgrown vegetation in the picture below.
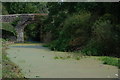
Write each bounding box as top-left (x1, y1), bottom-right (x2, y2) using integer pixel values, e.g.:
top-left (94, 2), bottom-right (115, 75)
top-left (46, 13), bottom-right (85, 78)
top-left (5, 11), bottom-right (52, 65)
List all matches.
top-left (1, 22), bottom-right (16, 35)
top-left (2, 39), bottom-right (28, 79)
top-left (2, 2), bottom-right (120, 57)
top-left (54, 55), bottom-right (81, 60)
top-left (99, 57), bottom-right (120, 68)
top-left (2, 2), bottom-right (48, 14)
top-left (11, 17), bottom-right (21, 27)
top-left (42, 2), bottom-right (120, 57)
top-left (24, 15), bottom-right (47, 42)
top-left (47, 12), bottom-right (91, 51)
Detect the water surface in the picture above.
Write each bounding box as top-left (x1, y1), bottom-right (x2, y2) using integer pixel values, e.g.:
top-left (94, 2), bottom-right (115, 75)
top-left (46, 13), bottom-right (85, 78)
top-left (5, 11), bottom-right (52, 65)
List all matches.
top-left (6, 43), bottom-right (118, 78)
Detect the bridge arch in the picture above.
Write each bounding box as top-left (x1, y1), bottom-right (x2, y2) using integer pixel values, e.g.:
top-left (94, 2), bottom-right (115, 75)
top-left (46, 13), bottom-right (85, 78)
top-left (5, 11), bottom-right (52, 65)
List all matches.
top-left (1, 13), bottom-right (48, 42)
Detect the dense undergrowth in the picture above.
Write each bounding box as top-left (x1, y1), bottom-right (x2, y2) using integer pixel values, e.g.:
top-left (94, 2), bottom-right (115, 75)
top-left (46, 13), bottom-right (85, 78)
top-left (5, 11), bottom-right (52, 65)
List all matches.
top-left (42, 3), bottom-right (120, 57)
top-left (1, 39), bottom-right (28, 79)
top-left (99, 56), bottom-right (120, 69)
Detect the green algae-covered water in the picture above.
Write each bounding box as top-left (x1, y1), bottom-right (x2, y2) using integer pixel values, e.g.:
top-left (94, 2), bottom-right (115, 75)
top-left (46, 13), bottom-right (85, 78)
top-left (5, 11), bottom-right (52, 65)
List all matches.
top-left (6, 43), bottom-right (118, 78)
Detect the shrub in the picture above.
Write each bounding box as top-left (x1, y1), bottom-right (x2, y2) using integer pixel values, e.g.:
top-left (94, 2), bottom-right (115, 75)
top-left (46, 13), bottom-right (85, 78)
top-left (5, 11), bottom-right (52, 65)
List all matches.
top-left (81, 39), bottom-right (103, 56)
top-left (48, 12), bottom-right (91, 51)
top-left (1, 22), bottom-right (16, 35)
top-left (11, 17), bottom-right (20, 27)
top-left (93, 19), bottom-right (116, 56)
top-left (82, 14), bottom-right (117, 56)
top-left (49, 38), bottom-right (70, 51)
top-left (100, 56), bottom-right (119, 68)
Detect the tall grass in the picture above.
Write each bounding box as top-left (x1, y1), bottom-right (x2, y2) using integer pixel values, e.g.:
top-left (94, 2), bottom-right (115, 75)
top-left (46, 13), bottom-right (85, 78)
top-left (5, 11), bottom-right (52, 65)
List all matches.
top-left (2, 39), bottom-right (28, 79)
top-left (99, 56), bottom-right (119, 68)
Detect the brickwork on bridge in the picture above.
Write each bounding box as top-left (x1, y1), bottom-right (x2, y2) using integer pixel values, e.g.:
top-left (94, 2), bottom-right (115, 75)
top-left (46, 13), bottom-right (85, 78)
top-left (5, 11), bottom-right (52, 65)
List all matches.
top-left (1, 13), bottom-right (48, 42)
top-left (0, 13), bottom-right (47, 22)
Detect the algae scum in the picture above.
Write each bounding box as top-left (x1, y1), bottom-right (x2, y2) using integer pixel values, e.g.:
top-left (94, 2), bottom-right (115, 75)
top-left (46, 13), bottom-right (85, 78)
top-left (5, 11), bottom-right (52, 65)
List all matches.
top-left (6, 43), bottom-right (118, 78)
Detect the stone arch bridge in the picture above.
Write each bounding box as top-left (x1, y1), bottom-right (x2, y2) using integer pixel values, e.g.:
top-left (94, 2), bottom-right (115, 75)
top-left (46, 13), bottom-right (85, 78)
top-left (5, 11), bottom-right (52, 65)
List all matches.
top-left (0, 13), bottom-right (48, 42)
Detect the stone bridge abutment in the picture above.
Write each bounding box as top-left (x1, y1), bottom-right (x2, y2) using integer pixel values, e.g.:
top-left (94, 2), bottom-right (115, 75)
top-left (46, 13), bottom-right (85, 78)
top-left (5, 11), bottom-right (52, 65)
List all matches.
top-left (0, 13), bottom-right (47, 42)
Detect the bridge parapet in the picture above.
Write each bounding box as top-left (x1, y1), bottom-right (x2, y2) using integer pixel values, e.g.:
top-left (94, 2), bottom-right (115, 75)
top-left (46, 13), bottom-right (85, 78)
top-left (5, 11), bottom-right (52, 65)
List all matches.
top-left (0, 13), bottom-right (48, 22)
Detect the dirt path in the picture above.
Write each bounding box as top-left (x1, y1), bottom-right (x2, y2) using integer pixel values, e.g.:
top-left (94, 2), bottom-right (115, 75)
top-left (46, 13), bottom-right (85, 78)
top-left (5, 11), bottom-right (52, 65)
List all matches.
top-left (6, 43), bottom-right (118, 78)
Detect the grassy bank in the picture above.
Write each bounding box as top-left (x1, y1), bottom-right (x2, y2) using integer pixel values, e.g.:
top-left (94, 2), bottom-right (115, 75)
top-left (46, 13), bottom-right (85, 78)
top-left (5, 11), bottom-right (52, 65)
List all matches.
top-left (43, 44), bottom-right (119, 68)
top-left (2, 49), bottom-right (24, 78)
top-left (1, 39), bottom-right (28, 79)
top-left (99, 56), bottom-right (119, 69)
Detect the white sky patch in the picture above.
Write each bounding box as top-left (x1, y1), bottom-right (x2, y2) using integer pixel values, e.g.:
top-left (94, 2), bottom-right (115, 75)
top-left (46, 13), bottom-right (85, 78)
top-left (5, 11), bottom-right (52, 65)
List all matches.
top-left (61, 0), bottom-right (64, 2)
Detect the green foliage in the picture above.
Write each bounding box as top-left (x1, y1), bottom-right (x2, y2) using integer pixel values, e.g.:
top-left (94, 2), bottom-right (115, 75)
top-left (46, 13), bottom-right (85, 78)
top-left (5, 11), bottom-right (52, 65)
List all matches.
top-left (99, 57), bottom-right (119, 68)
top-left (54, 56), bottom-right (59, 59)
top-left (42, 44), bottom-right (49, 47)
top-left (2, 43), bottom-right (26, 78)
top-left (82, 16), bottom-right (117, 56)
top-left (93, 19), bottom-right (112, 41)
top-left (1, 22), bottom-right (16, 35)
top-left (11, 17), bottom-right (20, 27)
top-left (48, 12), bottom-right (91, 51)
top-left (81, 14), bottom-right (118, 56)
top-left (92, 17), bottom-right (116, 56)
top-left (53, 55), bottom-right (81, 60)
top-left (23, 15), bottom-right (47, 42)
top-left (54, 56), bottom-right (65, 60)
top-left (81, 39), bottom-right (101, 56)
top-left (44, 3), bottom-right (120, 58)
top-left (49, 38), bottom-right (70, 51)
top-left (63, 12), bottom-right (91, 38)
top-left (3, 2), bottom-right (46, 14)
top-left (2, 2), bottom-right (119, 58)
top-left (1, 5), bottom-right (9, 15)
top-left (75, 56), bottom-right (80, 60)
top-left (0, 38), bottom-right (6, 42)
top-left (24, 23), bottom-right (39, 41)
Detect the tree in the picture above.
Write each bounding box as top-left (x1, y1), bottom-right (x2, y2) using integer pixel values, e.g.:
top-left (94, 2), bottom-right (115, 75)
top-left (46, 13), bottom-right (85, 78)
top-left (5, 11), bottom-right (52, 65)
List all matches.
top-left (2, 2), bottom-right (48, 14)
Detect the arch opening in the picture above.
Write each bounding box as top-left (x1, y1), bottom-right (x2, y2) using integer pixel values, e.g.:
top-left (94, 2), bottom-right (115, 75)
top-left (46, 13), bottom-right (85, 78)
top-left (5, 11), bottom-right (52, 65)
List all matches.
top-left (24, 23), bottom-right (41, 43)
